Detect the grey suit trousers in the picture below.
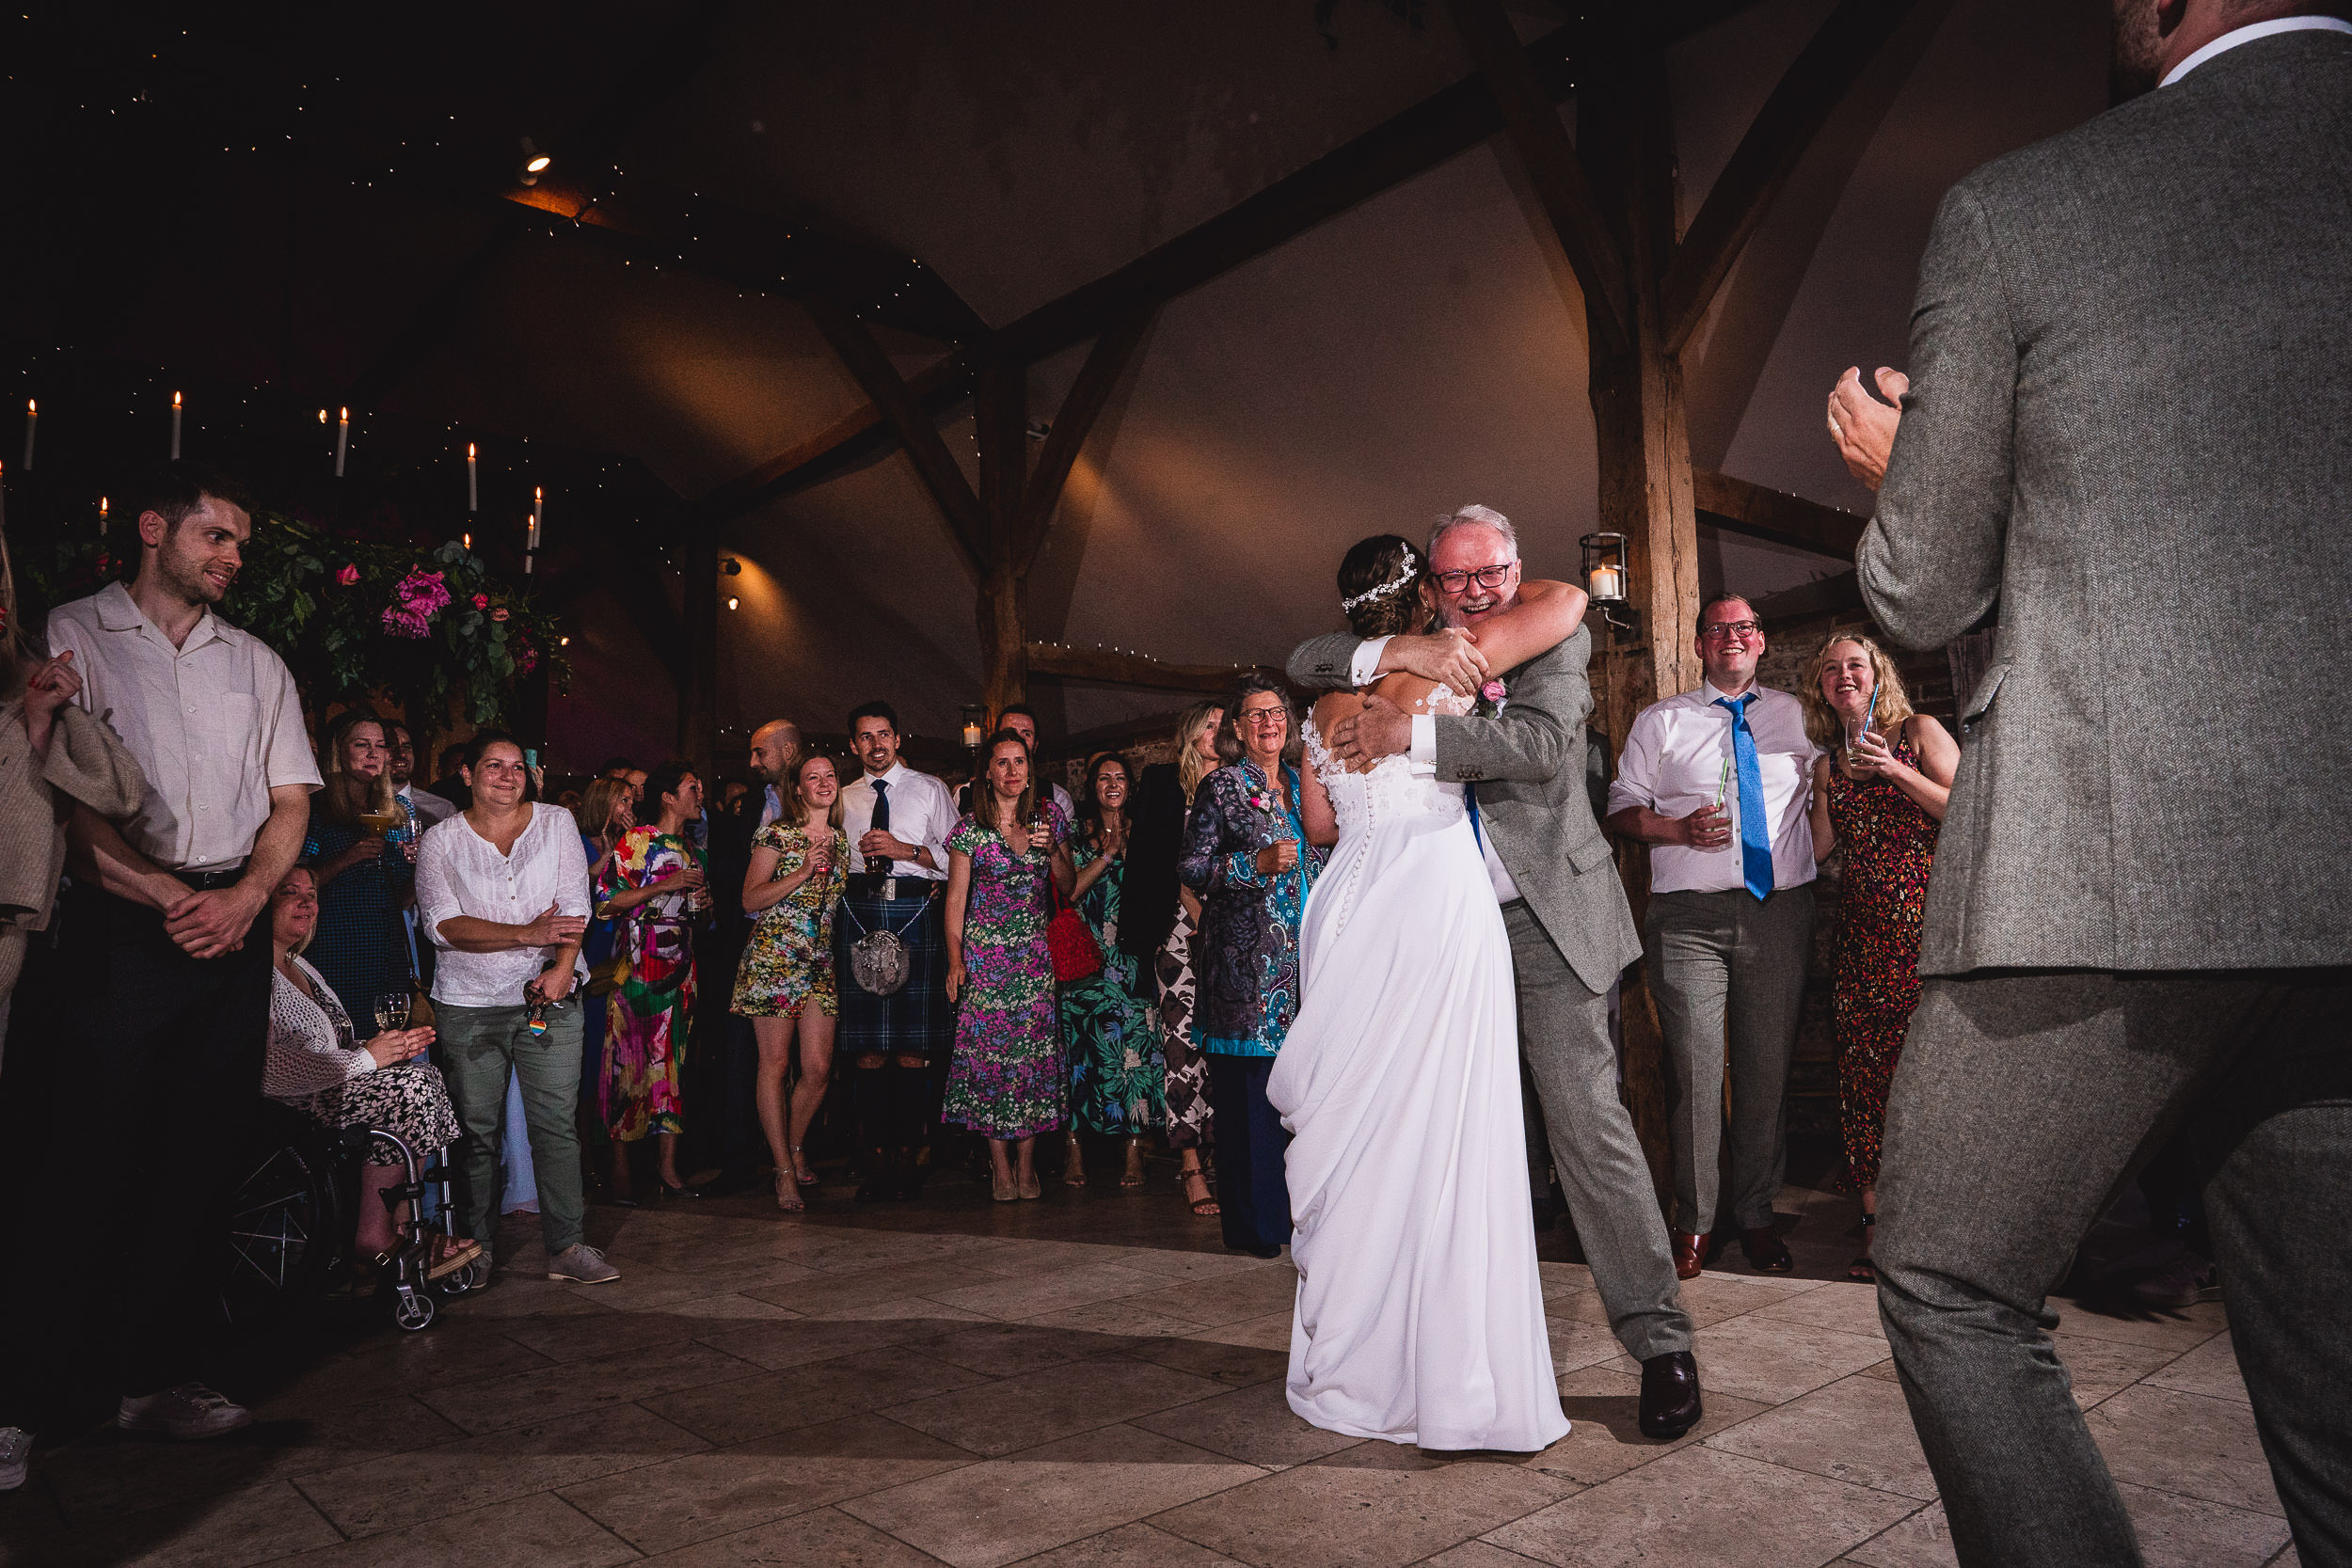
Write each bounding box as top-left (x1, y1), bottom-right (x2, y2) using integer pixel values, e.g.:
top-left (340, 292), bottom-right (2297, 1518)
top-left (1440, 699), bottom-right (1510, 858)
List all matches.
top-left (1506, 900), bottom-right (1692, 1362)
top-left (1645, 885), bottom-right (1813, 1235)
top-left (1876, 970), bottom-right (2352, 1568)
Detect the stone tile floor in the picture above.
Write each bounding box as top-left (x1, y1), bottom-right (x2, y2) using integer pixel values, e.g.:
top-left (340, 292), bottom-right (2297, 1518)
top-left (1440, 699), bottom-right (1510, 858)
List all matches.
top-left (0, 1171), bottom-right (2300, 1568)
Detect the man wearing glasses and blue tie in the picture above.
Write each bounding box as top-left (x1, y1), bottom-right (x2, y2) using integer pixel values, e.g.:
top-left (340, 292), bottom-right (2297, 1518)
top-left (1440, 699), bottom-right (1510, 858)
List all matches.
top-left (1605, 594), bottom-right (1821, 1281)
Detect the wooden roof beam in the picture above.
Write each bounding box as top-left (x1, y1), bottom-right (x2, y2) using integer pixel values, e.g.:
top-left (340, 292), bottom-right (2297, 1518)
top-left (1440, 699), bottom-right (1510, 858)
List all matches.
top-left (1693, 467), bottom-right (1865, 559)
top-left (807, 298), bottom-right (987, 574)
top-left (687, 351), bottom-right (970, 523)
top-left (1015, 308), bottom-right (1154, 575)
top-left (1659, 0), bottom-right (1936, 356)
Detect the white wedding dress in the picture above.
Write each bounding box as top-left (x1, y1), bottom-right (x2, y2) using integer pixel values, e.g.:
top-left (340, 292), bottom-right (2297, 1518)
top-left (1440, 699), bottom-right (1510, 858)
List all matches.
top-left (1267, 700), bottom-right (1569, 1451)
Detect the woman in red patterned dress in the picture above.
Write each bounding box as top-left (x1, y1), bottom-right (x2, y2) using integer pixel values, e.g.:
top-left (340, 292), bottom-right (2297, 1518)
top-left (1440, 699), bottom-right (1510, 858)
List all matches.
top-left (1804, 635), bottom-right (1959, 1281)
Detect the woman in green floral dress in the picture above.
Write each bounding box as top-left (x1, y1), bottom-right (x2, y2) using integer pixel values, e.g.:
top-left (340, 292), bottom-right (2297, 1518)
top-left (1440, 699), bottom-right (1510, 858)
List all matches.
top-left (733, 752), bottom-right (850, 1212)
top-left (944, 731), bottom-right (1073, 1201)
top-left (1059, 752), bottom-right (1168, 1188)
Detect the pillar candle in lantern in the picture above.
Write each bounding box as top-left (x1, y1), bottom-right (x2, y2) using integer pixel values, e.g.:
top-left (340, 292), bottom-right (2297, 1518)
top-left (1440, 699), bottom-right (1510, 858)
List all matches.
top-left (335, 408), bottom-right (349, 477)
top-left (22, 401), bottom-right (34, 470)
top-left (1588, 564), bottom-right (1623, 600)
top-left (467, 442), bottom-right (478, 513)
top-left (530, 485), bottom-right (542, 549)
top-left (170, 391), bottom-right (183, 460)
top-left (99, 497), bottom-right (108, 535)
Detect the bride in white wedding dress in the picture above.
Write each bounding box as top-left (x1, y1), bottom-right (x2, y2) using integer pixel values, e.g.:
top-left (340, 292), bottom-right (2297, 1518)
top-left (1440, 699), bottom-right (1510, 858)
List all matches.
top-left (1269, 533), bottom-right (1588, 1452)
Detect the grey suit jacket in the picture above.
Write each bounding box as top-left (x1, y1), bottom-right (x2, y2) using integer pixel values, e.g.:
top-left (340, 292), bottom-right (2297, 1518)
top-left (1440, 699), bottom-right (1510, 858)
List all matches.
top-left (1858, 30), bottom-right (2352, 974)
top-left (1289, 627), bottom-right (1642, 993)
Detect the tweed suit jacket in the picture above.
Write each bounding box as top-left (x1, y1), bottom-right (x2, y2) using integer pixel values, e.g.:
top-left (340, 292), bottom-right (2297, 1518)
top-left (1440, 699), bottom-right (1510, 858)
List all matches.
top-left (1289, 626), bottom-right (1641, 993)
top-left (1857, 29), bottom-right (2352, 974)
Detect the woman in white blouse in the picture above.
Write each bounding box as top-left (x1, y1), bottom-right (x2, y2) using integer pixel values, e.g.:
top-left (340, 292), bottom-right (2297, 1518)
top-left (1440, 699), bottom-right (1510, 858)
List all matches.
top-left (265, 865), bottom-right (473, 1285)
top-left (413, 732), bottom-right (614, 1285)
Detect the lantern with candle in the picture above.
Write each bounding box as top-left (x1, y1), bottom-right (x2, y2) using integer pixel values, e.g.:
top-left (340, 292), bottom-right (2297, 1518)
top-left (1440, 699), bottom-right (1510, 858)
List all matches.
top-left (1580, 531), bottom-right (1640, 639)
top-left (960, 704), bottom-right (987, 752)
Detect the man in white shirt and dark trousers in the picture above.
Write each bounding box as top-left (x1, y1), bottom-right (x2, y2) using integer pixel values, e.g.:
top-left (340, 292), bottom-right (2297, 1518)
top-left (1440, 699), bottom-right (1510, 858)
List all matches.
top-left (0, 465), bottom-right (321, 1491)
top-left (1606, 594), bottom-right (1820, 1280)
top-left (834, 702), bottom-right (957, 1202)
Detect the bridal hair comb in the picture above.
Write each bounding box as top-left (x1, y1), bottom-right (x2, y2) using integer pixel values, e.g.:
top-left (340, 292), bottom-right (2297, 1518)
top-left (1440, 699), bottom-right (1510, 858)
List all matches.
top-left (1341, 547), bottom-right (1420, 611)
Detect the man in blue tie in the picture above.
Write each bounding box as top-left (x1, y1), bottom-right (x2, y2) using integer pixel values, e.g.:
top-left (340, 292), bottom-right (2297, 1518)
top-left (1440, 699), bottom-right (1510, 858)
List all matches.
top-left (1605, 594), bottom-right (1822, 1280)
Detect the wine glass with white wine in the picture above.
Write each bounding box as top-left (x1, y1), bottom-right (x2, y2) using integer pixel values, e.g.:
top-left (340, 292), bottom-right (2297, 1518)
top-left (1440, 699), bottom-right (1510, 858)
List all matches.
top-left (373, 992), bottom-right (412, 1034)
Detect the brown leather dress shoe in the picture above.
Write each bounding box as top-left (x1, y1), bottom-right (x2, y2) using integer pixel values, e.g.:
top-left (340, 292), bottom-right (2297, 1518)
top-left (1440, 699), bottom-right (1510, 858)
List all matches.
top-left (1740, 1227), bottom-right (1795, 1274)
top-left (1638, 1351), bottom-right (1704, 1439)
top-left (1672, 1232), bottom-right (1706, 1280)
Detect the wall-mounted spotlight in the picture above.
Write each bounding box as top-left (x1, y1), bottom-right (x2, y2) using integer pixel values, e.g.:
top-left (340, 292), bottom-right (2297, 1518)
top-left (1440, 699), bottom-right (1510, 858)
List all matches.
top-left (1025, 419), bottom-right (1051, 442)
top-left (721, 557), bottom-right (742, 576)
top-left (518, 137), bottom-right (551, 185)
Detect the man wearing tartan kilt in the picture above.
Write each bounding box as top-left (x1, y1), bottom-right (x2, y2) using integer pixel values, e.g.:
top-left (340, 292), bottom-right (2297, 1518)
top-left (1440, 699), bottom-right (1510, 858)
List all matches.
top-left (832, 701), bottom-right (959, 1201)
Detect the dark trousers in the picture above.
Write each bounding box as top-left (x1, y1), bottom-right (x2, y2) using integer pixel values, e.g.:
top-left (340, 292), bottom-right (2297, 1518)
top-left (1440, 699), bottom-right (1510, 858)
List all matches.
top-left (1205, 1052), bottom-right (1291, 1252)
top-left (0, 887), bottom-right (271, 1425)
top-left (1876, 969), bottom-right (2352, 1568)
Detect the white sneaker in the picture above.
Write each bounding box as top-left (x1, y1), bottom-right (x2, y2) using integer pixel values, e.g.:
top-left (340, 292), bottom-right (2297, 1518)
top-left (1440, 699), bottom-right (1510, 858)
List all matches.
top-left (547, 1243), bottom-right (620, 1284)
top-left (0, 1426), bottom-right (30, 1491)
top-left (116, 1384), bottom-right (252, 1439)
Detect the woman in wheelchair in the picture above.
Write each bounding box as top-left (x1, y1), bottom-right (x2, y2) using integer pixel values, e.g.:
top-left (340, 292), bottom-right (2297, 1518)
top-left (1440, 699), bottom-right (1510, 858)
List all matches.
top-left (263, 865), bottom-right (479, 1288)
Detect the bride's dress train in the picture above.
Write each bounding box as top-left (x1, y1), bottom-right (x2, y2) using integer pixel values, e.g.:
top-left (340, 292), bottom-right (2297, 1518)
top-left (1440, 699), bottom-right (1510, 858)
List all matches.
top-left (1267, 716), bottom-right (1568, 1451)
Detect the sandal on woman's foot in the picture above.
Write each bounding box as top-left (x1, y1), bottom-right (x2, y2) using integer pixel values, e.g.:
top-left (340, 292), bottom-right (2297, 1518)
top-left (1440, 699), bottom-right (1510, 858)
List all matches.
top-left (791, 1146), bottom-right (819, 1187)
top-left (1181, 1167), bottom-right (1219, 1217)
top-left (775, 1171), bottom-right (806, 1213)
top-left (991, 1174), bottom-right (1019, 1203)
top-left (1062, 1134), bottom-right (1087, 1187)
top-left (1847, 1212), bottom-right (1877, 1282)
top-left (1018, 1171), bottom-right (1043, 1201)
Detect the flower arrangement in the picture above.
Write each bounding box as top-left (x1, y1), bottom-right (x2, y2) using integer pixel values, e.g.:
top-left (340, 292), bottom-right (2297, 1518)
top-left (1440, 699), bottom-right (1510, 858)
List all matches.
top-left (20, 511), bottom-right (565, 729)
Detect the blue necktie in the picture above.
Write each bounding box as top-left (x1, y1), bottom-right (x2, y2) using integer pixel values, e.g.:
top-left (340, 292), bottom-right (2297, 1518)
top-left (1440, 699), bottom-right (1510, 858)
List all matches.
top-left (1465, 782), bottom-right (1483, 853)
top-left (1713, 695), bottom-right (1774, 902)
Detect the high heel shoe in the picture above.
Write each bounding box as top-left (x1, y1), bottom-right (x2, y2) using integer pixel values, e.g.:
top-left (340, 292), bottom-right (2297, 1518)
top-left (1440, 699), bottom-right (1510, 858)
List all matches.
top-left (1062, 1132), bottom-right (1087, 1187)
top-left (1017, 1169), bottom-right (1042, 1201)
top-left (791, 1145), bottom-right (820, 1187)
top-left (657, 1178), bottom-right (701, 1200)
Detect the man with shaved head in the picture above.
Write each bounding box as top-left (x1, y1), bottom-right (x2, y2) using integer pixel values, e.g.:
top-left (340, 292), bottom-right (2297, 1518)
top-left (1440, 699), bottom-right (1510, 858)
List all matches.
top-left (699, 718), bottom-right (803, 1196)
top-left (747, 720), bottom-right (803, 830)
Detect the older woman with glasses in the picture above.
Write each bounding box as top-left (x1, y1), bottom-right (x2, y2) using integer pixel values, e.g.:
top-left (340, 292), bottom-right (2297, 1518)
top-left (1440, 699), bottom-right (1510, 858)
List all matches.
top-left (1179, 675), bottom-right (1326, 1256)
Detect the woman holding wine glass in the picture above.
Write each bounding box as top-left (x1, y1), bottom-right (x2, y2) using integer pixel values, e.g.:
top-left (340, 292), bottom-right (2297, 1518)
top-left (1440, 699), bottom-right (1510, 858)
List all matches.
top-left (302, 709), bottom-right (420, 1025)
top-left (1802, 634), bottom-right (1957, 1281)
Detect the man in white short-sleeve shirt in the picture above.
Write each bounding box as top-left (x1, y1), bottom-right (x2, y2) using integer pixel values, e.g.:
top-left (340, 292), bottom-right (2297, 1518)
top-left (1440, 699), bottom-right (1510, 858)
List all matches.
top-left (1604, 594), bottom-right (1820, 1281)
top-left (0, 465), bottom-right (319, 1476)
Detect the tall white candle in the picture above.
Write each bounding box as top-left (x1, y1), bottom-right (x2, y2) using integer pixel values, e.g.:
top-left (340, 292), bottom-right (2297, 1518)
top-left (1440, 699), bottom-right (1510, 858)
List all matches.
top-left (98, 496), bottom-right (107, 536)
top-left (335, 408), bottom-right (349, 477)
top-left (467, 442), bottom-right (478, 513)
top-left (22, 401), bottom-right (34, 470)
top-left (530, 485), bottom-right (542, 549)
top-left (170, 391), bottom-right (183, 460)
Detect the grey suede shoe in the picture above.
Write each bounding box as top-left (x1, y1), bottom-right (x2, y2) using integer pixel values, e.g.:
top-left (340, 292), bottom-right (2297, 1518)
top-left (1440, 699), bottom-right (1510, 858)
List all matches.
top-left (547, 1243), bottom-right (620, 1284)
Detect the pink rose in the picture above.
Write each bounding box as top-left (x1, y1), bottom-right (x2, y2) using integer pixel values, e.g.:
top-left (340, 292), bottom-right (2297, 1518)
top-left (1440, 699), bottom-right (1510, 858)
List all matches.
top-left (472, 593), bottom-right (489, 610)
top-left (1481, 680), bottom-right (1507, 704)
top-left (516, 648), bottom-right (539, 675)
top-left (336, 563), bottom-right (360, 586)
top-left (490, 607), bottom-right (509, 622)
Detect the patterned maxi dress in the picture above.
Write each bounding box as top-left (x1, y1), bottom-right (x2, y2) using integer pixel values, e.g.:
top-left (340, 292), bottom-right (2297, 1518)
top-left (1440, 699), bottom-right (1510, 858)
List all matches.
top-left (733, 821), bottom-right (850, 1017)
top-left (1825, 735), bottom-right (1940, 1190)
top-left (596, 826), bottom-right (704, 1141)
top-left (1061, 841), bottom-right (1168, 1134)
top-left (1156, 799), bottom-right (1213, 1148)
top-left (943, 801), bottom-right (1070, 1140)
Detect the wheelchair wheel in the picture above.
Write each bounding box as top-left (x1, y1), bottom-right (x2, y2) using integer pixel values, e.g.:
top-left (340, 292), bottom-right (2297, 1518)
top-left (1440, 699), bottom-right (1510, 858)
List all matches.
top-left (220, 1118), bottom-right (345, 1327)
top-left (390, 1288), bottom-right (437, 1332)
top-left (437, 1258), bottom-right (485, 1295)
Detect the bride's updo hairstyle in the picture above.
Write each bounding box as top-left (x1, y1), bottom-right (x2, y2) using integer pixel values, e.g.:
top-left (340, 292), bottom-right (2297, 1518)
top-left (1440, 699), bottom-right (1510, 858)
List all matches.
top-left (1337, 534), bottom-right (1423, 639)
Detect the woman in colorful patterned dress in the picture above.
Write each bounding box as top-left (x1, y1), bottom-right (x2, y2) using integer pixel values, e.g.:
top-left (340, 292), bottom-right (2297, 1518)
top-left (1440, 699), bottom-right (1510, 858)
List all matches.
top-left (1059, 750), bottom-right (1168, 1189)
top-left (1146, 701), bottom-right (1225, 1216)
top-left (569, 778), bottom-right (635, 1111)
top-left (1804, 634), bottom-right (1956, 1281)
top-left (734, 752), bottom-right (850, 1212)
top-left (944, 730), bottom-right (1074, 1202)
top-left (302, 710), bottom-right (419, 1020)
top-left (1180, 676), bottom-right (1326, 1258)
top-left (595, 760), bottom-right (710, 1203)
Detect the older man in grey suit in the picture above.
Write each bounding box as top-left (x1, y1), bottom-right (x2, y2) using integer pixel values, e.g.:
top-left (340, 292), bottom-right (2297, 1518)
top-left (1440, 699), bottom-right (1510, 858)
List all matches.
top-left (1295, 505), bottom-right (1702, 1440)
top-left (1829, 6), bottom-right (2352, 1563)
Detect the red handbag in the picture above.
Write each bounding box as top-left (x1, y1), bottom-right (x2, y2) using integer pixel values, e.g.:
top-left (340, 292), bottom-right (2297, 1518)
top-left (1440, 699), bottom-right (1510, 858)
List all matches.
top-left (1045, 871), bottom-right (1104, 985)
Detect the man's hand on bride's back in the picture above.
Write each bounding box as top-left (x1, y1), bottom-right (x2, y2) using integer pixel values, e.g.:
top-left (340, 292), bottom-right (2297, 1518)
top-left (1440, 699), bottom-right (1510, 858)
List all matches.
top-left (1378, 629), bottom-right (1488, 694)
top-left (1328, 695), bottom-right (1413, 768)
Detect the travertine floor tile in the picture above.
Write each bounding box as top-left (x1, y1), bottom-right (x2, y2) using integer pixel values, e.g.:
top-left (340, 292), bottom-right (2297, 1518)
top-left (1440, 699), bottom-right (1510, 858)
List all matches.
top-left (1116, 1268), bottom-right (1303, 1329)
top-left (1533, 1364), bottom-right (1775, 1487)
top-left (1003, 1519), bottom-right (1253, 1567)
top-left (1547, 1273), bottom-right (1820, 1331)
top-left (627, 1502), bottom-right (949, 1566)
top-left (2051, 1297), bottom-right (2229, 1353)
top-left (841, 1423), bottom-right (1260, 1568)
top-left (2143, 1330), bottom-right (2251, 1405)
top-left (749, 1255), bottom-right (1027, 1315)
top-left (1132, 1378), bottom-right (1364, 1467)
top-left (912, 1320), bottom-right (1121, 1378)
top-left (691, 1311), bottom-right (955, 1370)
top-left (421, 1336), bottom-right (760, 1434)
top-left (1153, 1441), bottom-right (1575, 1568)
top-left (1844, 1485), bottom-right (2294, 1568)
top-left (885, 1355), bottom-right (1229, 1457)
top-left (270, 1491), bottom-right (636, 1568)
top-left (2090, 1385), bottom-right (2284, 1517)
top-left (40, 1480), bottom-right (342, 1568)
top-left (1704, 1374), bottom-right (1937, 1499)
top-left (292, 1402), bottom-right (707, 1537)
top-left (1597, 1313), bottom-right (1887, 1406)
top-left (1421, 1544), bottom-right (1553, 1568)
top-left (643, 1344), bottom-right (994, 1447)
top-left (559, 1411), bottom-right (973, 1553)
top-left (1118, 1335), bottom-right (1290, 1388)
top-left (1488, 1444), bottom-right (1915, 1568)
top-left (1746, 1281), bottom-right (1886, 1341)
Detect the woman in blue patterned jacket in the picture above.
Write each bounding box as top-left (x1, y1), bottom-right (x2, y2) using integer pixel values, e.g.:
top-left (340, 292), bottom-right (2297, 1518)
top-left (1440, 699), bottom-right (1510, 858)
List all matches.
top-left (1179, 674), bottom-right (1326, 1257)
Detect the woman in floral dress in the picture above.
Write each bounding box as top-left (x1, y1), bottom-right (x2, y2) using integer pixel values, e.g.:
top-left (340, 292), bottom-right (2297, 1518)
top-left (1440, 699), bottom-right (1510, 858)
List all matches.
top-left (734, 752), bottom-right (850, 1212)
top-left (595, 760), bottom-right (710, 1202)
top-left (1059, 751), bottom-right (1168, 1189)
top-left (945, 730), bottom-right (1074, 1201)
top-left (1804, 634), bottom-right (1957, 1280)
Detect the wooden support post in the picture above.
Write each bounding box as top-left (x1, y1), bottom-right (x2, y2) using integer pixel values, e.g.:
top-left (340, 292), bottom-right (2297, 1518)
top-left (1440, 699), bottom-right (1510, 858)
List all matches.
top-left (975, 356), bottom-right (1031, 722)
top-left (677, 514), bottom-right (719, 778)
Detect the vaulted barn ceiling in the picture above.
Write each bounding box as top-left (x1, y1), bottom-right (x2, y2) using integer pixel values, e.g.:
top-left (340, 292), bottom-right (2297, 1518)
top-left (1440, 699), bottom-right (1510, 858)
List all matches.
top-left (1, 0), bottom-right (2106, 768)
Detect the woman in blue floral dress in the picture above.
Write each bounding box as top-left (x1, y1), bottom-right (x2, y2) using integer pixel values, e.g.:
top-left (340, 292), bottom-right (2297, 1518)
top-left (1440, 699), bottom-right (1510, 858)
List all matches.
top-left (1180, 676), bottom-right (1326, 1257)
top-left (945, 731), bottom-right (1074, 1201)
top-left (1059, 751), bottom-right (1167, 1189)
top-left (302, 711), bottom-right (420, 1018)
